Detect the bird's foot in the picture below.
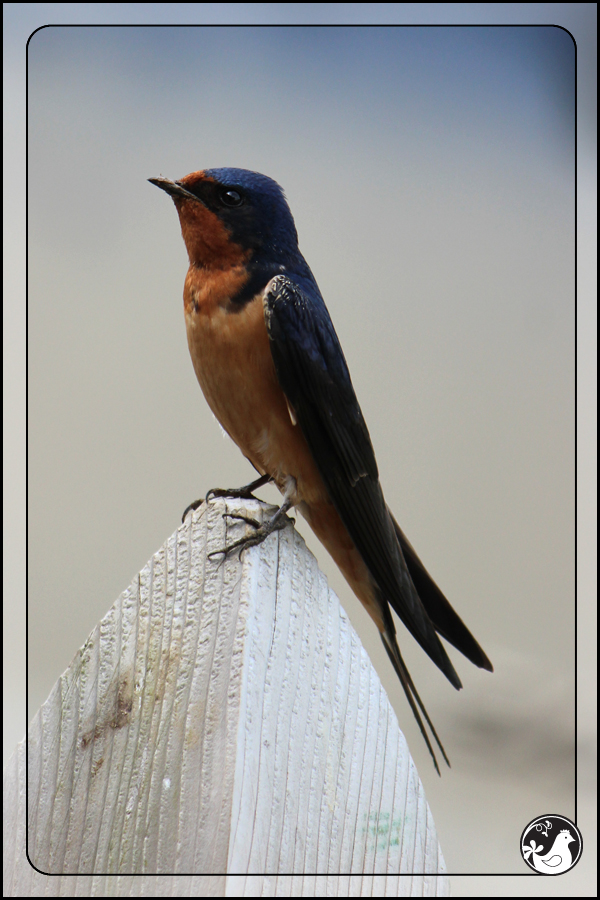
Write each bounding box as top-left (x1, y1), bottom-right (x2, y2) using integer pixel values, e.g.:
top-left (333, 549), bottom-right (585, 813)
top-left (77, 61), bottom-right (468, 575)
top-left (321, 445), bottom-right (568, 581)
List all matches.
top-left (182, 474), bottom-right (273, 522)
top-left (208, 485), bottom-right (296, 561)
top-left (208, 508), bottom-right (294, 560)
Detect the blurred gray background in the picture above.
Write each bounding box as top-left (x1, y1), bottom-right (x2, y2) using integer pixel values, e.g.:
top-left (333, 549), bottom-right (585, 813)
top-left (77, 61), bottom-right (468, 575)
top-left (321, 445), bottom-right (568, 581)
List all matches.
top-left (5, 4), bottom-right (596, 895)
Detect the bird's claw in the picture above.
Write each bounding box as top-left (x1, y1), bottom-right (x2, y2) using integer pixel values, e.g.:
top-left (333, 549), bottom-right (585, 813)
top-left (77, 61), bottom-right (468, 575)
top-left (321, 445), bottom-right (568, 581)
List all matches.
top-left (222, 511), bottom-right (261, 528)
top-left (205, 473), bottom-right (273, 505)
top-left (181, 498), bottom-right (204, 523)
top-left (205, 486), bottom-right (258, 503)
top-left (208, 509), bottom-right (295, 561)
top-left (182, 474), bottom-right (273, 523)
top-left (181, 491), bottom-right (254, 524)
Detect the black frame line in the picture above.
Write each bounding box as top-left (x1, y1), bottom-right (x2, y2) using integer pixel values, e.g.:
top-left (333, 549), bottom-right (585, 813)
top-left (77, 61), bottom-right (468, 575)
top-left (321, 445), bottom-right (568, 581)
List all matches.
top-left (25, 20), bottom-right (578, 880)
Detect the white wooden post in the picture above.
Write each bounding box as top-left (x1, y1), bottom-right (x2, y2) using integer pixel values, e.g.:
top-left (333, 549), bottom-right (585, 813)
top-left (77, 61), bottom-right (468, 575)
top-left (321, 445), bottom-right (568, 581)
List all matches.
top-left (4, 498), bottom-right (449, 896)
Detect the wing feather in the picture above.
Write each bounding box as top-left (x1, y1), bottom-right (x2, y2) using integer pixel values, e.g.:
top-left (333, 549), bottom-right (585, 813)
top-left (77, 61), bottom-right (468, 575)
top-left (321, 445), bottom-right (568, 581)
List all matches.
top-left (264, 275), bottom-right (462, 688)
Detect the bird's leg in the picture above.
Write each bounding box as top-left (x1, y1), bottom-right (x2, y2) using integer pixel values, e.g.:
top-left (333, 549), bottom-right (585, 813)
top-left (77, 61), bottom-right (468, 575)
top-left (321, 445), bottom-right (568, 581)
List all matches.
top-left (181, 473), bottom-right (273, 522)
top-left (208, 477), bottom-right (296, 560)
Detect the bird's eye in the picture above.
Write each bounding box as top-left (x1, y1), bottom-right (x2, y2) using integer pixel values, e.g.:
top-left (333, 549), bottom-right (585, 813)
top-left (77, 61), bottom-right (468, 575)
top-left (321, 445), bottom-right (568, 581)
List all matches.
top-left (220, 189), bottom-right (244, 208)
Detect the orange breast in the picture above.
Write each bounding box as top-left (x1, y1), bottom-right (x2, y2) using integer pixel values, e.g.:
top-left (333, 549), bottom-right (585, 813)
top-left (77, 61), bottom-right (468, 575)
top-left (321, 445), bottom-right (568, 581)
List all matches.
top-left (184, 274), bottom-right (323, 504)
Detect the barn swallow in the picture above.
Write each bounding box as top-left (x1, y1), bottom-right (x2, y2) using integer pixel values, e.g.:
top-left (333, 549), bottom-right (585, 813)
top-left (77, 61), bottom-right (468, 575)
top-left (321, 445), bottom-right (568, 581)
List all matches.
top-left (149, 168), bottom-right (493, 773)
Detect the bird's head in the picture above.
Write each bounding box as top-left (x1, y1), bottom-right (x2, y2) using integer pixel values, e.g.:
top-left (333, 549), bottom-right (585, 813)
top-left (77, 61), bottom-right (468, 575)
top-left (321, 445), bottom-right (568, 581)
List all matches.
top-left (149, 168), bottom-right (300, 271)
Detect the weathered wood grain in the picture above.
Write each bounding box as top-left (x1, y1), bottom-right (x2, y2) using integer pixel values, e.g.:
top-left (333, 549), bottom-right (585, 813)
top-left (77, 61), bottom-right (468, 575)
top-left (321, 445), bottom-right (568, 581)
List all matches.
top-left (4, 499), bottom-right (449, 896)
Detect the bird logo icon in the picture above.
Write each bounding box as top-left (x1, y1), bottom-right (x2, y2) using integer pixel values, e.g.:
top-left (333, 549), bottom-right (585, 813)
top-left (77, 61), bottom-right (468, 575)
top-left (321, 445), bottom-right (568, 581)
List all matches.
top-left (521, 815), bottom-right (582, 875)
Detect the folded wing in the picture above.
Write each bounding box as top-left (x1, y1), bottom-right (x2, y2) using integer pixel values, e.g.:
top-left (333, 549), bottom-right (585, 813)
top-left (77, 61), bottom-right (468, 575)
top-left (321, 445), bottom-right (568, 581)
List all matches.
top-left (264, 276), bottom-right (490, 687)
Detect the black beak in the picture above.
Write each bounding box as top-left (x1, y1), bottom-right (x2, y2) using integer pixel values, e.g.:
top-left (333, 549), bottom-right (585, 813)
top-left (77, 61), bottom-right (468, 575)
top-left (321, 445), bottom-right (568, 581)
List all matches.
top-left (148, 177), bottom-right (201, 202)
